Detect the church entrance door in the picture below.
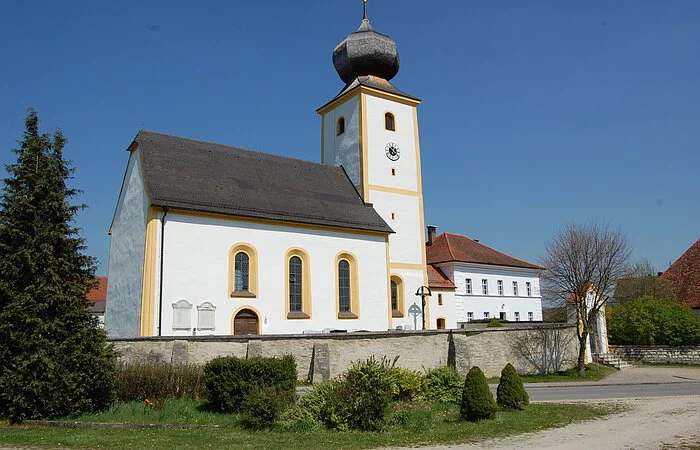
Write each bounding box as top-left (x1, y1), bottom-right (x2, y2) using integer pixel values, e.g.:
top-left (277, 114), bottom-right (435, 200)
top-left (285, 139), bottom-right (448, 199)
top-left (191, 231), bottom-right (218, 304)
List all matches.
top-left (233, 309), bottom-right (259, 335)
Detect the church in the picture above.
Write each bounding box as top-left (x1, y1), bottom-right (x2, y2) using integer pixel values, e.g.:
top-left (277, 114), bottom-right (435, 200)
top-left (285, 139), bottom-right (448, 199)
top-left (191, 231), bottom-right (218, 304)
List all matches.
top-left (105, 6), bottom-right (543, 338)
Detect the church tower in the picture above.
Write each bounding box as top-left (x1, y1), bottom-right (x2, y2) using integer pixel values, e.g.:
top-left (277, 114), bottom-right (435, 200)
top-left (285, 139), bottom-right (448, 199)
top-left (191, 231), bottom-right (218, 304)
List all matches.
top-left (317, 3), bottom-right (429, 329)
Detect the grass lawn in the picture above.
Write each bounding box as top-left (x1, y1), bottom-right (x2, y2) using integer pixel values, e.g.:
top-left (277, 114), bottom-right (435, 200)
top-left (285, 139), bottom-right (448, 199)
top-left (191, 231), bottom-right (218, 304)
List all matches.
top-left (488, 364), bottom-right (617, 384)
top-left (0, 399), bottom-right (616, 450)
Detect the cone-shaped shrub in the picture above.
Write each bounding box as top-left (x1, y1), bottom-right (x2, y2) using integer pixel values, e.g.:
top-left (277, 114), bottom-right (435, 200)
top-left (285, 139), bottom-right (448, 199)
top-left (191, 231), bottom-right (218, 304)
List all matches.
top-left (460, 366), bottom-right (497, 421)
top-left (496, 363), bottom-right (529, 410)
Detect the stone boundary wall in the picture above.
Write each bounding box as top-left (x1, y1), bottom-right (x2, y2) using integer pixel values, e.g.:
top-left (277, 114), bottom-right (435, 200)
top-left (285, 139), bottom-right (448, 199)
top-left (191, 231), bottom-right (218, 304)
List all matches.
top-left (609, 345), bottom-right (700, 365)
top-left (111, 324), bottom-right (579, 380)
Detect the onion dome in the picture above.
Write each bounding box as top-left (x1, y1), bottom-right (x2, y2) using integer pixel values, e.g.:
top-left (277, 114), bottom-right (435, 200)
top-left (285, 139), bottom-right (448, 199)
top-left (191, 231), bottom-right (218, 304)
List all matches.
top-left (332, 4), bottom-right (400, 84)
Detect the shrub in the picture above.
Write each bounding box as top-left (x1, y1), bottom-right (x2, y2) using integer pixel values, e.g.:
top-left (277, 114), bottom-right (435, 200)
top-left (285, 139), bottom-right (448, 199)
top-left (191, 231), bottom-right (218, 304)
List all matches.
top-left (496, 363), bottom-right (529, 410)
top-left (240, 386), bottom-right (295, 430)
top-left (460, 366), bottom-right (497, 421)
top-left (422, 366), bottom-right (463, 404)
top-left (487, 318), bottom-right (505, 328)
top-left (299, 379), bottom-right (348, 431)
top-left (391, 367), bottom-right (424, 401)
top-left (203, 355), bottom-right (296, 413)
top-left (342, 356), bottom-right (396, 431)
top-left (116, 362), bottom-right (204, 401)
top-left (608, 296), bottom-right (700, 346)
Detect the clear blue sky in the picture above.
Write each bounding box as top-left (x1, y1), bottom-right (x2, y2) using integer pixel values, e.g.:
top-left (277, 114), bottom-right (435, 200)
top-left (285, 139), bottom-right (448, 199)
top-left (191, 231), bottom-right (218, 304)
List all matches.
top-left (1, 1), bottom-right (698, 276)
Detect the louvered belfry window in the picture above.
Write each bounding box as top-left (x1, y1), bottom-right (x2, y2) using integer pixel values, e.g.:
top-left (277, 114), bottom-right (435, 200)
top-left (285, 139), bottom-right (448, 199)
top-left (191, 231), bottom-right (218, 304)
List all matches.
top-left (338, 260), bottom-right (351, 312)
top-left (234, 252), bottom-right (249, 292)
top-left (289, 256), bottom-right (303, 312)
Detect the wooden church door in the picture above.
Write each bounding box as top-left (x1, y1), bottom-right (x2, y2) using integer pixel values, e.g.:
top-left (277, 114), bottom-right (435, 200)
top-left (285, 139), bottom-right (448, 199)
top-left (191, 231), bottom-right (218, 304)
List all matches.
top-left (233, 309), bottom-right (259, 335)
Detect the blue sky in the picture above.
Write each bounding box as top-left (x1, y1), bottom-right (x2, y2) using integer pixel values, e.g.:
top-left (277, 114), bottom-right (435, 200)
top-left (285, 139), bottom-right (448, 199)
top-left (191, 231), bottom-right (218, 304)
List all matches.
top-left (1, 1), bottom-right (698, 276)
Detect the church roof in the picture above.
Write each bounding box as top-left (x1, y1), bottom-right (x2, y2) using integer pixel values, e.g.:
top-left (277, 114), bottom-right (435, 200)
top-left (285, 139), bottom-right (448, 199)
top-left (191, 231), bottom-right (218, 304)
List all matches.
top-left (426, 232), bottom-right (543, 270)
top-left (131, 130), bottom-right (393, 234)
top-left (660, 238), bottom-right (700, 308)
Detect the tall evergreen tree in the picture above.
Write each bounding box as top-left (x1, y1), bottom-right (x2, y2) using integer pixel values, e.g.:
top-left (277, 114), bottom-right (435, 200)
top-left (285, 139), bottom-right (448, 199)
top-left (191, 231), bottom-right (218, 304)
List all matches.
top-left (0, 110), bottom-right (115, 423)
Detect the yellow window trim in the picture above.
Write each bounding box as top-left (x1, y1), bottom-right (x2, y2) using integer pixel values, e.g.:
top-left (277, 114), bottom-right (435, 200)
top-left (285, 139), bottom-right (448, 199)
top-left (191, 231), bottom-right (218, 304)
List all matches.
top-left (228, 243), bottom-right (258, 298)
top-left (384, 111), bottom-right (396, 131)
top-left (390, 274), bottom-right (405, 318)
top-left (285, 248), bottom-right (312, 319)
top-left (336, 251), bottom-right (360, 319)
top-left (336, 116), bottom-right (345, 136)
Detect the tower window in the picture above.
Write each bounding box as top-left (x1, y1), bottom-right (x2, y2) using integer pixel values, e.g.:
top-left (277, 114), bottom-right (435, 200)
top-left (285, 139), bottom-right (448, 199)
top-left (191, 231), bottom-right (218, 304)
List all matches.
top-left (391, 168), bottom-right (396, 176)
top-left (336, 117), bottom-right (345, 136)
top-left (384, 112), bottom-right (395, 131)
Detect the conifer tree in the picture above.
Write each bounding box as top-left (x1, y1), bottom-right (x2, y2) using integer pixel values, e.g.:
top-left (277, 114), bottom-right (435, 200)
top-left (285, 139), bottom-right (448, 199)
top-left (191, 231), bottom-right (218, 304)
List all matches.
top-left (460, 366), bottom-right (497, 422)
top-left (496, 363), bottom-right (529, 410)
top-left (0, 110), bottom-right (116, 423)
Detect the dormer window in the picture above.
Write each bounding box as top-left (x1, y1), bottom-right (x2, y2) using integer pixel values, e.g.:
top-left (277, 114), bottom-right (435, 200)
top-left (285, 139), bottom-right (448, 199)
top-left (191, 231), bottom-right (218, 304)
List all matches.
top-left (336, 117), bottom-right (345, 136)
top-left (384, 112), bottom-right (395, 131)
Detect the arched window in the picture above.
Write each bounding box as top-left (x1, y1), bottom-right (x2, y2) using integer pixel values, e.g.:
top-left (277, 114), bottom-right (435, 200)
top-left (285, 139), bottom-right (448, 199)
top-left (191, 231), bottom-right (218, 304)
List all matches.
top-left (385, 112), bottom-right (395, 131)
top-left (338, 260), bottom-right (351, 313)
top-left (390, 275), bottom-right (404, 318)
top-left (289, 256), bottom-right (302, 312)
top-left (229, 243), bottom-right (258, 297)
top-left (234, 252), bottom-right (249, 292)
top-left (286, 248), bottom-right (311, 319)
top-left (336, 252), bottom-right (359, 319)
top-left (336, 117), bottom-right (345, 136)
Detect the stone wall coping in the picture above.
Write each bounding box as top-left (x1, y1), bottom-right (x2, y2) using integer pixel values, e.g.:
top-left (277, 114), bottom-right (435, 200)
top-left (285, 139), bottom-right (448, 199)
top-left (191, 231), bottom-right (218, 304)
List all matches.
top-left (109, 323), bottom-right (574, 344)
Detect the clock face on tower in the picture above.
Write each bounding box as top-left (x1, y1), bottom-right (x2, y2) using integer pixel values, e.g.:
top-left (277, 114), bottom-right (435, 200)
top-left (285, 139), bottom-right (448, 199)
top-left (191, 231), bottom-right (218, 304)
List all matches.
top-left (385, 142), bottom-right (400, 161)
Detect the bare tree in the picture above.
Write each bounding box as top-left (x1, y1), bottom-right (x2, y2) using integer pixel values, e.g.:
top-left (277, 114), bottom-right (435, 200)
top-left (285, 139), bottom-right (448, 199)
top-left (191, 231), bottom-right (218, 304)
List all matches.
top-left (508, 325), bottom-right (576, 374)
top-left (613, 258), bottom-right (676, 304)
top-left (540, 223), bottom-right (631, 376)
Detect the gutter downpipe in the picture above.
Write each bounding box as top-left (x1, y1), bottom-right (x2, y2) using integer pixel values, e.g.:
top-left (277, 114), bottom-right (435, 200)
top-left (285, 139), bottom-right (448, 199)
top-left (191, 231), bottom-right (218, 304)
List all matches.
top-left (158, 207), bottom-right (168, 336)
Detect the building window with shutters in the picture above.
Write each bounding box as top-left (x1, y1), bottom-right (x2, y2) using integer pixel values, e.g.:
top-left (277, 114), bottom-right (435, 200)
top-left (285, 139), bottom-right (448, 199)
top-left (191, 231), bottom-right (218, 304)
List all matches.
top-left (526, 282), bottom-right (532, 296)
top-left (466, 278), bottom-right (472, 294)
top-left (497, 280), bottom-right (504, 296)
top-left (513, 281), bottom-right (518, 296)
top-left (482, 279), bottom-right (488, 295)
top-left (467, 311), bottom-right (473, 322)
top-left (528, 312), bottom-right (534, 321)
top-left (286, 248), bottom-right (311, 319)
top-left (336, 252), bottom-right (359, 319)
top-left (229, 243), bottom-right (258, 298)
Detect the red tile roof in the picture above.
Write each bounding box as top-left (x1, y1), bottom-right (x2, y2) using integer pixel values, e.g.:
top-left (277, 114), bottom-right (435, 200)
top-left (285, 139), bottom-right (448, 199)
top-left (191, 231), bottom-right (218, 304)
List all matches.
top-left (426, 232), bottom-right (543, 270)
top-left (660, 239), bottom-right (700, 309)
top-left (87, 276), bottom-right (108, 302)
top-left (427, 265), bottom-right (455, 289)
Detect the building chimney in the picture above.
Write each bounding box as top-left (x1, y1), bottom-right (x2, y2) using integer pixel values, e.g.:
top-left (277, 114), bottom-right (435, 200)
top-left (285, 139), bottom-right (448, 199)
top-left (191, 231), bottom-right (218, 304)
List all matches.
top-left (427, 225), bottom-right (437, 246)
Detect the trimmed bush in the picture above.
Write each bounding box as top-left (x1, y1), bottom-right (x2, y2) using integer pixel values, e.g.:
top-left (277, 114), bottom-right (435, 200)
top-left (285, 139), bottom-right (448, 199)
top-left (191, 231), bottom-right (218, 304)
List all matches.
top-left (342, 356), bottom-right (396, 431)
top-left (391, 367), bottom-right (424, 401)
top-left (487, 318), bottom-right (505, 328)
top-left (203, 355), bottom-right (296, 413)
top-left (422, 366), bottom-right (464, 404)
top-left (116, 362), bottom-right (204, 401)
top-left (496, 363), bottom-right (529, 410)
top-left (460, 366), bottom-right (497, 421)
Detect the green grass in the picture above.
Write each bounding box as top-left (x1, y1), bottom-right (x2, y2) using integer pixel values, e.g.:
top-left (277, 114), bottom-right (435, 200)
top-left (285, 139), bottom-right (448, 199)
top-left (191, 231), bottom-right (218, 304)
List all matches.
top-left (0, 400), bottom-right (615, 449)
top-left (487, 364), bottom-right (616, 384)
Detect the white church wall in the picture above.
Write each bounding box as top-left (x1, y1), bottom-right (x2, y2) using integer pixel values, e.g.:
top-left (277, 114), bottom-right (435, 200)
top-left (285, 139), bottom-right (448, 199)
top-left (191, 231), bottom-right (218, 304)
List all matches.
top-left (445, 263), bottom-right (543, 323)
top-left (370, 191), bottom-right (423, 264)
top-left (321, 95), bottom-right (360, 185)
top-left (157, 213), bottom-right (389, 336)
top-left (429, 289), bottom-right (457, 330)
top-left (389, 268), bottom-right (428, 331)
top-left (364, 95), bottom-right (418, 192)
top-left (105, 150), bottom-right (149, 338)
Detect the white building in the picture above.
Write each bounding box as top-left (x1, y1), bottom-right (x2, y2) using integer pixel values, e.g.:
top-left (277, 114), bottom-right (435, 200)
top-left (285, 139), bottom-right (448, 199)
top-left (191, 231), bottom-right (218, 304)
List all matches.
top-left (105, 7), bottom-right (542, 337)
top-left (426, 226), bottom-right (543, 326)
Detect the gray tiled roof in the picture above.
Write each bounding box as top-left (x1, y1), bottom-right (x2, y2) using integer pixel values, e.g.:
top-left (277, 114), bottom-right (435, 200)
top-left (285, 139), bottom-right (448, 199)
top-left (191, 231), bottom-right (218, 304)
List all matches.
top-left (132, 131), bottom-right (393, 234)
